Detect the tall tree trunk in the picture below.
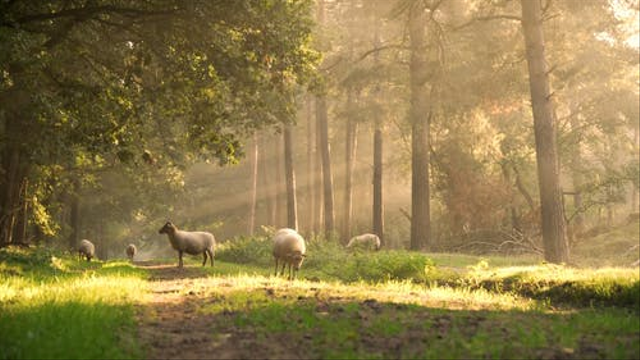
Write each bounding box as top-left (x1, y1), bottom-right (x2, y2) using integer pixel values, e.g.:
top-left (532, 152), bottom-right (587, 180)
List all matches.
top-left (632, 126), bottom-right (639, 213)
top-left (274, 137), bottom-right (284, 227)
top-left (260, 134), bottom-right (276, 227)
top-left (315, 101), bottom-right (324, 234)
top-left (372, 9), bottom-right (384, 245)
top-left (284, 126), bottom-right (299, 231)
top-left (409, 5), bottom-right (431, 251)
top-left (306, 96), bottom-right (316, 236)
top-left (69, 176), bottom-right (81, 249)
top-left (521, 0), bottom-right (569, 263)
top-left (248, 133), bottom-right (259, 235)
top-left (343, 92), bottom-right (358, 242)
top-left (317, 96), bottom-right (335, 238)
top-left (0, 146), bottom-right (24, 246)
top-left (13, 178), bottom-right (29, 245)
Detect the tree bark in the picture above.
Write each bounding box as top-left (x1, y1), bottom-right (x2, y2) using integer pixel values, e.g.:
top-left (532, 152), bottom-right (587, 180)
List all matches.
top-left (372, 6), bottom-right (384, 245)
top-left (409, 5), bottom-right (431, 251)
top-left (317, 96), bottom-right (335, 238)
top-left (343, 92), bottom-right (358, 242)
top-left (248, 133), bottom-right (259, 235)
top-left (306, 95), bottom-right (316, 235)
top-left (284, 125), bottom-right (299, 231)
top-left (274, 137), bottom-right (284, 227)
top-left (68, 176), bottom-right (81, 249)
top-left (521, 0), bottom-right (569, 263)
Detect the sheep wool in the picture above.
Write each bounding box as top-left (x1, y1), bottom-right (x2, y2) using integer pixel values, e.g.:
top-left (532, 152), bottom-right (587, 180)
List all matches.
top-left (272, 228), bottom-right (306, 280)
top-left (158, 221), bottom-right (216, 268)
top-left (126, 244), bottom-right (137, 261)
top-left (78, 239), bottom-right (96, 262)
top-left (346, 233), bottom-right (381, 251)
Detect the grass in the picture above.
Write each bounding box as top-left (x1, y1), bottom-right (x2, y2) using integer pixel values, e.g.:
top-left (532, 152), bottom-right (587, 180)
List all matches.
top-left (2, 218), bottom-right (638, 359)
top-left (0, 246), bottom-right (146, 360)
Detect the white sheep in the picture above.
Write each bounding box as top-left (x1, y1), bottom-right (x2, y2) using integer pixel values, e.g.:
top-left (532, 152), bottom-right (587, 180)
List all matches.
top-left (158, 221), bottom-right (215, 268)
top-left (272, 228), bottom-right (306, 280)
top-left (346, 233), bottom-right (381, 251)
top-left (126, 244), bottom-right (137, 262)
top-left (78, 239), bottom-right (96, 262)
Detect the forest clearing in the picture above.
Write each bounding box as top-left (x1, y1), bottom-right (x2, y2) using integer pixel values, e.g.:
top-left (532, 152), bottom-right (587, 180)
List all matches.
top-left (1, 0), bottom-right (639, 359)
top-left (1, 218), bottom-right (639, 359)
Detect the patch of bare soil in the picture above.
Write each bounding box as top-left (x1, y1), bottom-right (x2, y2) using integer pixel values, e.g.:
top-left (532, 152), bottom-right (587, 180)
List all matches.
top-left (134, 263), bottom-right (305, 359)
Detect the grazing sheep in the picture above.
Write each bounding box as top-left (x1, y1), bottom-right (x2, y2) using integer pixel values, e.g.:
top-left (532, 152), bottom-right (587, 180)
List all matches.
top-left (126, 244), bottom-right (137, 262)
top-left (346, 233), bottom-right (381, 251)
top-left (158, 221), bottom-right (215, 268)
top-left (78, 239), bottom-right (95, 262)
top-left (272, 228), bottom-right (306, 280)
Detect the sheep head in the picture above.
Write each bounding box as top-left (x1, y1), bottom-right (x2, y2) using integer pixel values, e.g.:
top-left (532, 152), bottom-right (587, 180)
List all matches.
top-left (288, 251), bottom-right (306, 270)
top-left (159, 221), bottom-right (177, 235)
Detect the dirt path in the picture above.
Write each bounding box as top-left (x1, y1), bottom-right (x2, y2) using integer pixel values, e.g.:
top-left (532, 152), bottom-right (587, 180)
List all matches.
top-left (134, 262), bottom-right (298, 360)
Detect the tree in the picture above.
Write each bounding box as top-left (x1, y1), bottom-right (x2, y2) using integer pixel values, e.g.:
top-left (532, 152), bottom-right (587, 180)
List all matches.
top-left (284, 125), bottom-right (299, 231)
top-left (520, 0), bottom-right (569, 263)
top-left (0, 0), bottom-right (317, 247)
top-left (408, 2), bottom-right (432, 251)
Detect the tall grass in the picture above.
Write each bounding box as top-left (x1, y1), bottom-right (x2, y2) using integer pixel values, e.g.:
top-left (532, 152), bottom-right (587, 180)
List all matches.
top-left (0, 246), bottom-right (146, 360)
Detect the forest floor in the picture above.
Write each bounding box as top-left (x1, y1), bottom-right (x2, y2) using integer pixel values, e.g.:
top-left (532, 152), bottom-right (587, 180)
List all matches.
top-left (132, 260), bottom-right (639, 360)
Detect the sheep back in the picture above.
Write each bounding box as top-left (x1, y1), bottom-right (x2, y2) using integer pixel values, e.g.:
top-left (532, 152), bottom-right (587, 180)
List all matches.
top-left (172, 230), bottom-right (216, 255)
top-left (78, 239), bottom-right (95, 260)
top-left (273, 228), bottom-right (306, 266)
top-left (346, 233), bottom-right (381, 251)
top-left (126, 244), bottom-right (137, 259)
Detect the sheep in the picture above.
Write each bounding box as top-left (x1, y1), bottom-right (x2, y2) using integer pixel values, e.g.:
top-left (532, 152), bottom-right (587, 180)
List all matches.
top-left (126, 244), bottom-right (137, 262)
top-left (158, 221), bottom-right (215, 268)
top-left (346, 233), bottom-right (381, 251)
top-left (272, 228), bottom-right (306, 280)
top-left (78, 239), bottom-right (95, 262)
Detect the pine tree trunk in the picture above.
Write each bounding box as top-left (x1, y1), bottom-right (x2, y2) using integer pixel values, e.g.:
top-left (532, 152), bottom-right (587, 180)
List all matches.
top-left (409, 5), bottom-right (431, 251)
top-left (372, 7), bottom-right (384, 245)
top-left (284, 125), bottom-right (299, 231)
top-left (306, 96), bottom-right (316, 235)
top-left (248, 133), bottom-right (259, 235)
top-left (69, 176), bottom-right (81, 249)
top-left (274, 138), bottom-right (284, 228)
top-left (521, 0), bottom-right (569, 263)
top-left (343, 92), bottom-right (358, 242)
top-left (317, 96), bottom-right (335, 238)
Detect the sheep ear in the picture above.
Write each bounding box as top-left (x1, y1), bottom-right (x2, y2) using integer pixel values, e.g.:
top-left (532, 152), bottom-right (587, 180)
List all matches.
top-left (301, 254), bottom-right (307, 258)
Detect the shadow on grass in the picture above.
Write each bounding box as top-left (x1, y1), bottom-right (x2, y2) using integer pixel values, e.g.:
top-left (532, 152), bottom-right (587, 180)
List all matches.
top-left (135, 285), bottom-right (640, 360)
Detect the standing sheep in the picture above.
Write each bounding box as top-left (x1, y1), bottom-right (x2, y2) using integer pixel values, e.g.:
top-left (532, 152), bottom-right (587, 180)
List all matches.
top-left (272, 228), bottom-right (306, 280)
top-left (158, 221), bottom-right (215, 268)
top-left (78, 239), bottom-right (96, 262)
top-left (346, 233), bottom-right (381, 251)
top-left (126, 244), bottom-right (137, 262)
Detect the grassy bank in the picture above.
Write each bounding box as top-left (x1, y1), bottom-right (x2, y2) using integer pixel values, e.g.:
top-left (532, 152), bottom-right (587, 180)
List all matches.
top-left (0, 247), bottom-right (146, 360)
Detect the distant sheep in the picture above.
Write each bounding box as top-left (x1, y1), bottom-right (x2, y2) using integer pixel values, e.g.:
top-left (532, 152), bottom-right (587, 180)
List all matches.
top-left (158, 221), bottom-right (215, 268)
top-left (78, 239), bottom-right (95, 262)
top-left (272, 228), bottom-right (306, 280)
top-left (126, 244), bottom-right (137, 262)
top-left (346, 233), bottom-right (381, 251)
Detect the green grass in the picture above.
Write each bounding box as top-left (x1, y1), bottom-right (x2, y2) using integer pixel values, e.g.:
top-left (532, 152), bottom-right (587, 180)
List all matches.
top-left (0, 246), bottom-right (146, 360)
top-left (3, 218), bottom-right (639, 360)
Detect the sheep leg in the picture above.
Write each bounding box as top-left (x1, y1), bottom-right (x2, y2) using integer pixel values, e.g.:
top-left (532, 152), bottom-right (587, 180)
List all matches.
top-left (178, 250), bottom-right (184, 268)
top-left (280, 262), bottom-right (287, 276)
top-left (207, 249), bottom-right (214, 266)
top-left (201, 251), bottom-right (207, 266)
top-left (274, 258), bottom-right (279, 276)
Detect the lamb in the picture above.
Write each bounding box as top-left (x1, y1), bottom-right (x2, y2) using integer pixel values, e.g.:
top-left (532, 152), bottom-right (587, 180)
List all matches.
top-left (78, 239), bottom-right (95, 262)
top-left (126, 244), bottom-right (137, 262)
top-left (272, 228), bottom-right (306, 280)
top-left (346, 233), bottom-right (381, 251)
top-left (158, 221), bottom-right (215, 268)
